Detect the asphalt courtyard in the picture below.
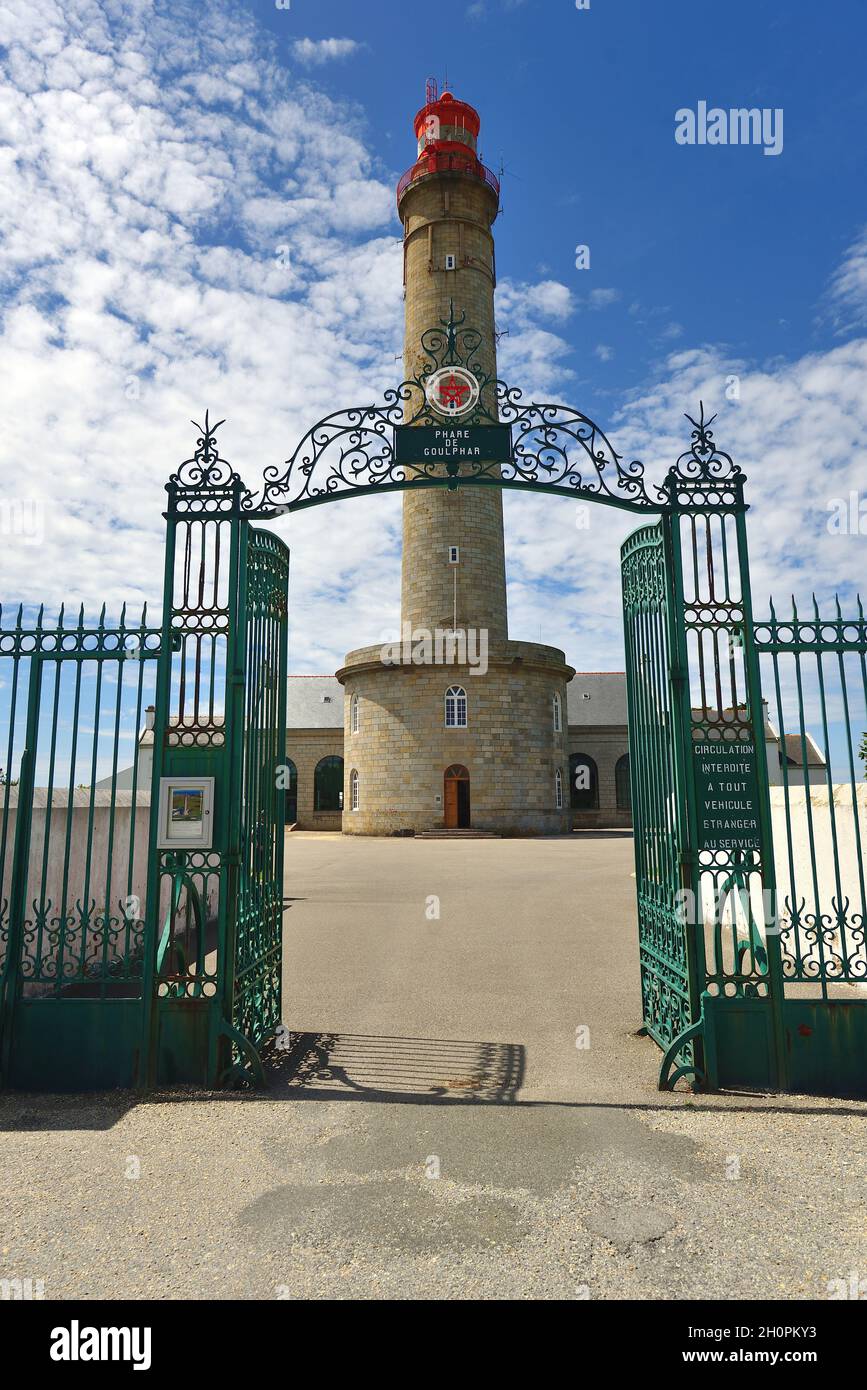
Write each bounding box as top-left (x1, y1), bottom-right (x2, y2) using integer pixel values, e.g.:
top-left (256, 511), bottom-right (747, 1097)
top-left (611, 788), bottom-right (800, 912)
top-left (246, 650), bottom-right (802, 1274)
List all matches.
top-left (1, 831), bottom-right (865, 1301)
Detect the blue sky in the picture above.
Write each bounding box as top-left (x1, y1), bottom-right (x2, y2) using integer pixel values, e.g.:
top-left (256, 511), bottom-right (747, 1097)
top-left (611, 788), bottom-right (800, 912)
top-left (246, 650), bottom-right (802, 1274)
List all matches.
top-left (0, 0), bottom-right (865, 699)
top-left (250, 0), bottom-right (867, 416)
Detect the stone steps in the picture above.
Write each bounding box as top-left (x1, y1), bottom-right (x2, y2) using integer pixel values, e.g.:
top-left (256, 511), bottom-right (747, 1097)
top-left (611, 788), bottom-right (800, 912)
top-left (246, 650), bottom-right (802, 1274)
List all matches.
top-left (415, 829), bottom-right (501, 839)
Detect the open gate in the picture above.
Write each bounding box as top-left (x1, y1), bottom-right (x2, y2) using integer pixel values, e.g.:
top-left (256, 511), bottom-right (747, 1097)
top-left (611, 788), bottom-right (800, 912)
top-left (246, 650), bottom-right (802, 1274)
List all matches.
top-left (621, 519), bottom-right (702, 1085)
top-left (622, 413), bottom-right (867, 1095)
top-left (0, 424), bottom-right (290, 1091)
top-left (621, 412), bottom-right (788, 1092)
top-left (228, 526), bottom-right (288, 1081)
top-left (1, 391), bottom-right (864, 1096)
top-left (144, 430), bottom-right (290, 1088)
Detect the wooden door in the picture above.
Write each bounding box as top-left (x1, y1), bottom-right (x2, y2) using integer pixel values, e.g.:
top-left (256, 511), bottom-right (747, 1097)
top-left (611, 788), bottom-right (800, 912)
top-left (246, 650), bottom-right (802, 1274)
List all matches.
top-left (444, 776), bottom-right (459, 828)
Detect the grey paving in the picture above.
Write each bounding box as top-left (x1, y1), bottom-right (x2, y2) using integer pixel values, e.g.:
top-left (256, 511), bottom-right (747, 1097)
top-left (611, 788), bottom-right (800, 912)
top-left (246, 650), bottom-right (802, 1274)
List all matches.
top-left (0, 833), bottom-right (864, 1300)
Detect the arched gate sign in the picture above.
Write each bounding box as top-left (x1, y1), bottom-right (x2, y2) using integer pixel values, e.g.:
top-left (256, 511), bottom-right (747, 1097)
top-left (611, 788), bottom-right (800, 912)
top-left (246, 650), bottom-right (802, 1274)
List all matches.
top-left (0, 308), bottom-right (864, 1095)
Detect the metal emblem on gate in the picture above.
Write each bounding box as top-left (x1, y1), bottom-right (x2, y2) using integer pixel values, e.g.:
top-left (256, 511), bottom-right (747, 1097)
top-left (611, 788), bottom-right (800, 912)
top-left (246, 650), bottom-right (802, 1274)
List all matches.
top-left (424, 365), bottom-right (480, 418)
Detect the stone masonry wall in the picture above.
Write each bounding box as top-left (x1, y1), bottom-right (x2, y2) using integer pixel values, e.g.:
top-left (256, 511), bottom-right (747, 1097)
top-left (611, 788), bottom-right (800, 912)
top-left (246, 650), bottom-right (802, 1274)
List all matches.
top-left (285, 729), bottom-right (344, 831)
top-left (339, 641), bottom-right (573, 835)
top-left (568, 726), bottom-right (631, 828)
top-left (399, 172), bottom-right (507, 641)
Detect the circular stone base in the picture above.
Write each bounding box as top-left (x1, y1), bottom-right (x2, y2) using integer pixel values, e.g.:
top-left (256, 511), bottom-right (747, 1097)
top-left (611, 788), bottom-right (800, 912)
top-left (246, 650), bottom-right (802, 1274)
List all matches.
top-left (336, 639), bottom-right (574, 836)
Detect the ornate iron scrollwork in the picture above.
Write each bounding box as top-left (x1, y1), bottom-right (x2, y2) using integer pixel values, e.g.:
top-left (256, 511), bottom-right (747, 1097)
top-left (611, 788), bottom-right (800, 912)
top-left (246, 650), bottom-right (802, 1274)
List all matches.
top-left (664, 402), bottom-right (743, 509)
top-left (232, 302), bottom-right (665, 515)
top-left (170, 411), bottom-right (246, 493)
top-left (167, 319), bottom-right (739, 521)
top-left (500, 399), bottom-right (665, 507)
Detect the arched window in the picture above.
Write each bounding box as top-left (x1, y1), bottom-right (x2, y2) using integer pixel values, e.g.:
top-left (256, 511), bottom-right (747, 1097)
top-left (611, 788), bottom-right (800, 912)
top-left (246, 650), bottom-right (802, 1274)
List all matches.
top-left (555, 767), bottom-right (563, 810)
top-left (283, 758), bottom-right (298, 824)
top-left (615, 753), bottom-right (631, 811)
top-left (350, 693), bottom-right (359, 734)
top-left (552, 691), bottom-right (562, 732)
top-left (445, 685), bottom-right (468, 728)
top-left (570, 752), bottom-right (599, 811)
top-left (350, 768), bottom-right (359, 811)
top-left (314, 755), bottom-right (344, 812)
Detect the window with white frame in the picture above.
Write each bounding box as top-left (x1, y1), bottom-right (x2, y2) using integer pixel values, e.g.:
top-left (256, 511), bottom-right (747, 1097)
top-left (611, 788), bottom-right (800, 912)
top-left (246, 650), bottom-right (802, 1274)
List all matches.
top-left (350, 768), bottom-right (359, 811)
top-left (445, 685), bottom-right (468, 728)
top-left (351, 692), bottom-right (359, 734)
top-left (555, 767), bottom-right (563, 810)
top-left (552, 691), bottom-right (562, 732)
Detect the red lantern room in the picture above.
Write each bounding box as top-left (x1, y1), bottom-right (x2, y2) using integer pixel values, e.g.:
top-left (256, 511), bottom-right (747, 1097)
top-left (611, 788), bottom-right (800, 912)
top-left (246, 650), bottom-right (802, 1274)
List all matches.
top-left (397, 82), bottom-right (500, 210)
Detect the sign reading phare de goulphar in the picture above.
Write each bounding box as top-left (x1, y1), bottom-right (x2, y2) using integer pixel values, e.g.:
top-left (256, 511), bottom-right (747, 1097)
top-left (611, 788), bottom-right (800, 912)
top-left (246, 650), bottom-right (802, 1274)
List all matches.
top-left (394, 424), bottom-right (512, 465)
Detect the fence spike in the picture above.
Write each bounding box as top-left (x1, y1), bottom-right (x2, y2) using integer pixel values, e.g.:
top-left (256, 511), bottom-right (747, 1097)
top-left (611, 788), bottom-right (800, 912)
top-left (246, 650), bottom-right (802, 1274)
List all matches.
top-left (769, 595), bottom-right (777, 622)
top-left (835, 593), bottom-right (842, 620)
top-left (78, 603), bottom-right (85, 629)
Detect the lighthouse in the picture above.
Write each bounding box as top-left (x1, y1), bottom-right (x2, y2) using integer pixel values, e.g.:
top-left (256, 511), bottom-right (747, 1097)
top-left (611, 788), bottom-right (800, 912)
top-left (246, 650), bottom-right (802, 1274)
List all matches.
top-left (337, 85), bottom-right (574, 834)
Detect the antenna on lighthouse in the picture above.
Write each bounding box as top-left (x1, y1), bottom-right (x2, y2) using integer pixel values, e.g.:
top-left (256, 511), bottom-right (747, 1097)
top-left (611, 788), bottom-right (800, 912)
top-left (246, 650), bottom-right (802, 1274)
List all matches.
top-left (426, 76), bottom-right (438, 106)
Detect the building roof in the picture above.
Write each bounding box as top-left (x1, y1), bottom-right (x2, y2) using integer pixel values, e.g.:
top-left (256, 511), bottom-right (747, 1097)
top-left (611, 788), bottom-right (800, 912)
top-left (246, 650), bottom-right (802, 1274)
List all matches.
top-left (781, 731), bottom-right (827, 769)
top-left (284, 671), bottom-right (630, 731)
top-left (567, 672), bottom-right (628, 726)
top-left (286, 675), bottom-right (344, 729)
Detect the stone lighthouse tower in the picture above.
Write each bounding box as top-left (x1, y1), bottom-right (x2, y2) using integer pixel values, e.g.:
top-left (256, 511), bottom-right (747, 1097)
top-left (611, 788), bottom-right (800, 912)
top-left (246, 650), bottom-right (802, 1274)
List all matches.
top-left (337, 87), bottom-right (573, 834)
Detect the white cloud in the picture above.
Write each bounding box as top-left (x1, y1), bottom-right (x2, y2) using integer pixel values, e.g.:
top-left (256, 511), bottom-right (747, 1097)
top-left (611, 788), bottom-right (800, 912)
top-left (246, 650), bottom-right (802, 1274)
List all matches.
top-left (291, 39), bottom-right (362, 67)
top-left (0, 0), bottom-right (399, 667)
top-left (1, 0), bottom-right (865, 689)
top-left (828, 228), bottom-right (867, 328)
top-left (586, 287), bottom-right (621, 309)
top-left (502, 332), bottom-right (867, 663)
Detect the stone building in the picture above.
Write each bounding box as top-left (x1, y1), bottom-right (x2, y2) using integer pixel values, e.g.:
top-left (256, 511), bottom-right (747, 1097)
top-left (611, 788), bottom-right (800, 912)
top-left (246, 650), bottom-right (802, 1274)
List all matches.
top-left (285, 87), bottom-right (632, 835)
top-left (285, 670), bottom-right (633, 834)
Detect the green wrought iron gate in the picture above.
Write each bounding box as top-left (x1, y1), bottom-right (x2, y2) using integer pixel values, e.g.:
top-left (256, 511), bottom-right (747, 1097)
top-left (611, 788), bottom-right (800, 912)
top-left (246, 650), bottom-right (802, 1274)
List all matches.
top-left (752, 597), bottom-right (867, 1097)
top-left (620, 413), bottom-right (790, 1092)
top-left (228, 526), bottom-right (288, 1081)
top-left (621, 411), bottom-right (866, 1096)
top-left (621, 519), bottom-right (702, 1086)
top-left (144, 432), bottom-right (290, 1088)
top-left (1, 384), bottom-right (864, 1097)
top-left (0, 606), bottom-right (161, 1089)
top-left (0, 425), bottom-right (290, 1090)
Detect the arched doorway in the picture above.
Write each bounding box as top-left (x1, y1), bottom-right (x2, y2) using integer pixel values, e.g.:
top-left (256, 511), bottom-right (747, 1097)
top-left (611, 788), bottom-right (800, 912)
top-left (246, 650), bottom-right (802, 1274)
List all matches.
top-left (314, 755), bottom-right (344, 812)
top-left (444, 764), bottom-right (471, 829)
top-left (570, 752), bottom-right (599, 811)
top-left (615, 753), bottom-right (631, 812)
top-left (284, 758), bottom-right (298, 824)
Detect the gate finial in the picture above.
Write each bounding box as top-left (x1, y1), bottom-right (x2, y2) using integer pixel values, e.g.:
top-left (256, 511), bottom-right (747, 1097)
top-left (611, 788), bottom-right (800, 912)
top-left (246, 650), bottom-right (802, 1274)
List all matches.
top-left (671, 400), bottom-right (740, 486)
top-left (170, 410), bottom-right (249, 498)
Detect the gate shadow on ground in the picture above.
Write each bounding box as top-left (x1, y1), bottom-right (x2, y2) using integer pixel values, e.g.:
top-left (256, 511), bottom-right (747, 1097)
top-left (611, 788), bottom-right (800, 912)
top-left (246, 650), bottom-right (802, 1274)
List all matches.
top-left (264, 1031), bottom-right (526, 1104)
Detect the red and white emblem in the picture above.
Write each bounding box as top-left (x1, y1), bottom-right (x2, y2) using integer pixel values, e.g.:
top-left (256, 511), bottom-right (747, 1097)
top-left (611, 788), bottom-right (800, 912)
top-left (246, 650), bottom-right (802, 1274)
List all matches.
top-left (425, 366), bottom-right (480, 418)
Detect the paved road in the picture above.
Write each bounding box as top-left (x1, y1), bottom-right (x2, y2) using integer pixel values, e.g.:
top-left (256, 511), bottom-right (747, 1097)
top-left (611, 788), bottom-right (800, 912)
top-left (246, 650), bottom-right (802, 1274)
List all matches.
top-left (1, 833), bottom-right (865, 1300)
